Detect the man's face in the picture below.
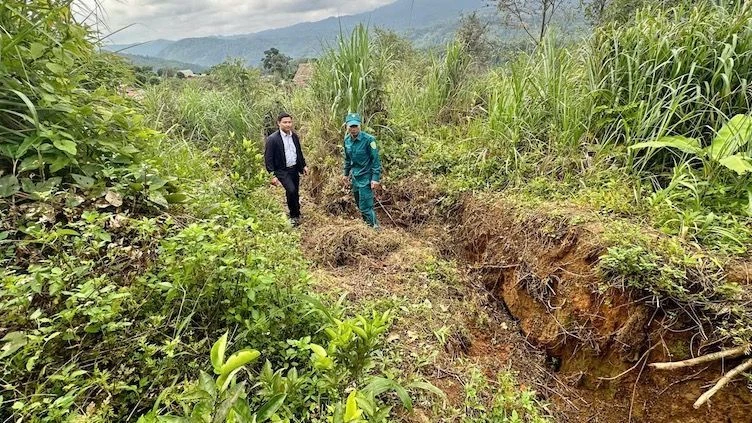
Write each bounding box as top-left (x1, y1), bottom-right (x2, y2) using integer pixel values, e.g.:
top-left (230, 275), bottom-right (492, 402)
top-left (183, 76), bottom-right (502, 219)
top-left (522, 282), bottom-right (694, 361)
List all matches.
top-left (278, 117), bottom-right (293, 133)
top-left (348, 124), bottom-right (360, 138)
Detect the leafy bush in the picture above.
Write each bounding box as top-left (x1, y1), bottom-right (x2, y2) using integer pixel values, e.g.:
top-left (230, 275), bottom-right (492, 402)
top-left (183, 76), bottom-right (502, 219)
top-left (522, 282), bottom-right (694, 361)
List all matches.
top-left (0, 0), bottom-right (175, 211)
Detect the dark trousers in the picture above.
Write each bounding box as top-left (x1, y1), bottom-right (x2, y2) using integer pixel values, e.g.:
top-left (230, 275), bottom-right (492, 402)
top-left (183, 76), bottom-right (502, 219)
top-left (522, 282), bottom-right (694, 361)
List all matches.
top-left (275, 167), bottom-right (300, 218)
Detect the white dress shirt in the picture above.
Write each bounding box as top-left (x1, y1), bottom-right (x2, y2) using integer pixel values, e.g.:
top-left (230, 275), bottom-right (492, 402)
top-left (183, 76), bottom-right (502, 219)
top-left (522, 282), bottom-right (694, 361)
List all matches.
top-left (280, 130), bottom-right (297, 168)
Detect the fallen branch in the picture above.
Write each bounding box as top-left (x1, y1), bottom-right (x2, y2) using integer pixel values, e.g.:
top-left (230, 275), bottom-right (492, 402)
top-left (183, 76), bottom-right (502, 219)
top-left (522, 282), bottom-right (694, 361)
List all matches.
top-left (649, 344), bottom-right (749, 370)
top-left (693, 358), bottom-right (752, 409)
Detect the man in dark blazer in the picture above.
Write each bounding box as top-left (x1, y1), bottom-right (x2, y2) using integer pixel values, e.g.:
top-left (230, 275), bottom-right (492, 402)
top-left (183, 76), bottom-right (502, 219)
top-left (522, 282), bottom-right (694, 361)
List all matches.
top-left (264, 112), bottom-right (308, 225)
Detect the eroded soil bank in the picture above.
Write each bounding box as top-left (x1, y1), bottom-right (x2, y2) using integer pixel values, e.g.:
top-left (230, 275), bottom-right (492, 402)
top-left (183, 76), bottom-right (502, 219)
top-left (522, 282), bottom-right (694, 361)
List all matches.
top-left (452, 195), bottom-right (752, 422)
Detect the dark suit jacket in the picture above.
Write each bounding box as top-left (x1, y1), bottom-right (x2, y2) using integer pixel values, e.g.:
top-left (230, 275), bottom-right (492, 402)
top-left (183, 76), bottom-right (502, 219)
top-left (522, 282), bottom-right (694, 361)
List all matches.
top-left (264, 130), bottom-right (306, 174)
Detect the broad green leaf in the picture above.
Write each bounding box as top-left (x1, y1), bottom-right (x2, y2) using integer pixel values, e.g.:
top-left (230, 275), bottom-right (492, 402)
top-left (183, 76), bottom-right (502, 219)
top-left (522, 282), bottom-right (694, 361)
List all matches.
top-left (212, 382), bottom-right (245, 423)
top-left (231, 397), bottom-right (255, 422)
top-left (332, 403), bottom-right (344, 423)
top-left (15, 136), bottom-right (39, 159)
top-left (49, 155), bottom-right (71, 173)
top-left (0, 331), bottom-right (27, 359)
top-left (71, 174), bottom-right (95, 189)
top-left (312, 354), bottom-right (334, 371)
top-left (254, 393), bottom-right (286, 422)
top-left (55, 229), bottom-right (80, 237)
top-left (211, 332), bottom-right (228, 374)
top-left (407, 381), bottom-right (447, 401)
top-left (628, 136), bottom-right (701, 155)
top-left (718, 154), bottom-right (752, 175)
top-left (46, 62), bottom-right (65, 75)
top-left (19, 156), bottom-right (43, 173)
top-left (199, 371), bottom-right (217, 401)
top-left (351, 326), bottom-right (368, 340)
top-left (0, 175), bottom-right (20, 198)
top-left (708, 114), bottom-right (752, 160)
top-left (155, 415), bottom-right (189, 422)
top-left (219, 349), bottom-right (260, 376)
top-left (23, 177), bottom-right (61, 195)
top-left (355, 397), bottom-right (375, 416)
top-left (53, 139), bottom-right (77, 156)
top-left (309, 344), bottom-right (327, 357)
top-left (10, 90), bottom-right (39, 129)
top-left (344, 390), bottom-right (362, 421)
top-left (363, 377), bottom-right (413, 410)
top-left (373, 406), bottom-right (392, 421)
top-left (148, 192), bottom-right (169, 208)
top-left (216, 367), bottom-right (243, 392)
top-left (165, 193), bottom-right (188, 203)
top-left (29, 43), bottom-right (45, 59)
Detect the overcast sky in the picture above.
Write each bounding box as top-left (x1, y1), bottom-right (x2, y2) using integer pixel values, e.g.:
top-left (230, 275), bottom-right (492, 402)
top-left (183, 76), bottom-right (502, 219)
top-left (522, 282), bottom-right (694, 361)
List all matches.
top-left (80, 0), bottom-right (396, 44)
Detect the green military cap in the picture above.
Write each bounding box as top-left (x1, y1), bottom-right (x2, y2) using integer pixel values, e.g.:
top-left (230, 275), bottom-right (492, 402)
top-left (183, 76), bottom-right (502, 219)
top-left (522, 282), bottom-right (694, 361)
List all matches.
top-left (345, 113), bottom-right (362, 127)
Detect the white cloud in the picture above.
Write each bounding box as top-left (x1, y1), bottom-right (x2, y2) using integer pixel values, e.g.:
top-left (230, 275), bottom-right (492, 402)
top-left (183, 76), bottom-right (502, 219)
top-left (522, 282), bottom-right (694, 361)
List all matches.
top-left (77, 0), bottom-right (396, 44)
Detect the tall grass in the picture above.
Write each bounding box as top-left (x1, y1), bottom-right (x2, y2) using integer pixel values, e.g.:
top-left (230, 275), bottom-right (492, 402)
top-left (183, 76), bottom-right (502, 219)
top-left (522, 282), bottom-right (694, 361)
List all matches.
top-left (311, 24), bottom-right (388, 126)
top-left (141, 70), bottom-right (277, 192)
top-left (425, 40), bottom-right (473, 121)
top-left (590, 2), bottom-right (752, 150)
top-left (485, 34), bottom-right (591, 167)
top-left (143, 81), bottom-right (259, 144)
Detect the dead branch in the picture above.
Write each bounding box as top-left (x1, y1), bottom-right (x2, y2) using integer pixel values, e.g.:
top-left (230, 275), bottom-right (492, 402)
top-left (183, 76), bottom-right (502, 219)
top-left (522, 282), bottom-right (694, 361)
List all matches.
top-left (649, 344), bottom-right (749, 370)
top-left (693, 358), bottom-right (752, 409)
top-left (599, 344), bottom-right (658, 381)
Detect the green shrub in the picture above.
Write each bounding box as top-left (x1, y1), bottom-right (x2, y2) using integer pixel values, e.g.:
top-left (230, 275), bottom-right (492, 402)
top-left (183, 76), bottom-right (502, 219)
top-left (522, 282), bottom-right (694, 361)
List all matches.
top-left (0, 0), bottom-right (174, 211)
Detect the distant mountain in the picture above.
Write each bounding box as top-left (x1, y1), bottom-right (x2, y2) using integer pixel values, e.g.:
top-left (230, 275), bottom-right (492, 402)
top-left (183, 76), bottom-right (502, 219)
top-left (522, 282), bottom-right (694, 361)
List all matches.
top-left (107, 39), bottom-right (176, 57)
top-left (103, 0), bottom-right (488, 67)
top-left (118, 53), bottom-right (207, 73)
top-left (103, 0), bottom-right (584, 68)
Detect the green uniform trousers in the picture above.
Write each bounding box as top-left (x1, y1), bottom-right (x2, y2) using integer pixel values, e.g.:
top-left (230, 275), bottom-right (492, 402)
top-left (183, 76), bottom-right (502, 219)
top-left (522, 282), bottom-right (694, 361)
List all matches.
top-left (352, 179), bottom-right (378, 227)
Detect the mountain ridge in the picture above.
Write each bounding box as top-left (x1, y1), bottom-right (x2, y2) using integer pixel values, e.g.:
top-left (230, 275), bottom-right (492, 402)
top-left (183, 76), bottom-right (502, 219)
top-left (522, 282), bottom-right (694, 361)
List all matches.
top-left (105, 0), bottom-right (488, 67)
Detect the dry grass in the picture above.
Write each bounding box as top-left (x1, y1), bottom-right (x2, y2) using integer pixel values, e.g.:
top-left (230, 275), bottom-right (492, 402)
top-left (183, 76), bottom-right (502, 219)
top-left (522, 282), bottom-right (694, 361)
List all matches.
top-left (299, 208), bottom-right (550, 421)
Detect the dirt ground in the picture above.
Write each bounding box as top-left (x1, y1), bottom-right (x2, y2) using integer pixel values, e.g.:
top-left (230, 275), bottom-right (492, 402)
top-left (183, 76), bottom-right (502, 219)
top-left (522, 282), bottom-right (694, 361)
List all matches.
top-left (287, 177), bottom-right (752, 422)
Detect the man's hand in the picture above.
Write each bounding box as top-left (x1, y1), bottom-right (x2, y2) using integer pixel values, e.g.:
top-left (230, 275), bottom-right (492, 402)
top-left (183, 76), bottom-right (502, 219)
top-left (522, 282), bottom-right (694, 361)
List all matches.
top-left (271, 176), bottom-right (281, 187)
top-left (303, 166), bottom-right (309, 175)
top-left (341, 175), bottom-right (350, 185)
top-left (370, 181), bottom-right (381, 190)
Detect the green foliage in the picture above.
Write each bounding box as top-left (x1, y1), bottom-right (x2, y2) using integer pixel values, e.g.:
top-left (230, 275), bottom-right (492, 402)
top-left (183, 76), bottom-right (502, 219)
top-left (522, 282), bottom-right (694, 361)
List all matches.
top-left (630, 114), bottom-right (752, 211)
top-left (425, 40), bottom-right (473, 122)
top-left (141, 71), bottom-right (270, 193)
top-left (138, 334), bottom-right (284, 423)
top-left (132, 65), bottom-right (161, 87)
top-left (598, 221), bottom-right (752, 345)
top-left (462, 368), bottom-right (550, 423)
top-left (0, 0), bottom-right (174, 210)
top-left (627, 114), bottom-right (752, 251)
top-left (262, 47), bottom-right (293, 79)
top-left (583, 0), bottom-right (682, 26)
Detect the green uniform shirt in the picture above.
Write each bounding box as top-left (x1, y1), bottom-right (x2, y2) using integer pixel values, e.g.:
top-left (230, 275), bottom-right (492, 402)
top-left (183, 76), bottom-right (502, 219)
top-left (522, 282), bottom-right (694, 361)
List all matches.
top-left (343, 130), bottom-right (382, 187)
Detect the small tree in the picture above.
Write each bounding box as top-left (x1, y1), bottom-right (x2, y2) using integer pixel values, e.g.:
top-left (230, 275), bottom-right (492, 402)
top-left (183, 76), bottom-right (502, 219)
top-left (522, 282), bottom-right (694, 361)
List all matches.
top-left (262, 47), bottom-right (292, 79)
top-left (157, 67), bottom-right (176, 78)
top-left (494, 0), bottom-right (566, 44)
top-left (456, 12), bottom-right (495, 67)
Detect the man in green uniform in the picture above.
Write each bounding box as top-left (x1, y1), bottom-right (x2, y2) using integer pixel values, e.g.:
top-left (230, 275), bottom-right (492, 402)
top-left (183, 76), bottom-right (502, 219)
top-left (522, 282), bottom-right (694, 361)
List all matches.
top-left (341, 113), bottom-right (382, 228)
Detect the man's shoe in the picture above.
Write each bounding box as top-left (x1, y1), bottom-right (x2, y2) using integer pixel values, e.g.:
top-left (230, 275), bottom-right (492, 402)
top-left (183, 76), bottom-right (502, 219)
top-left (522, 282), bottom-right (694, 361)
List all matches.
top-left (291, 217), bottom-right (301, 227)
